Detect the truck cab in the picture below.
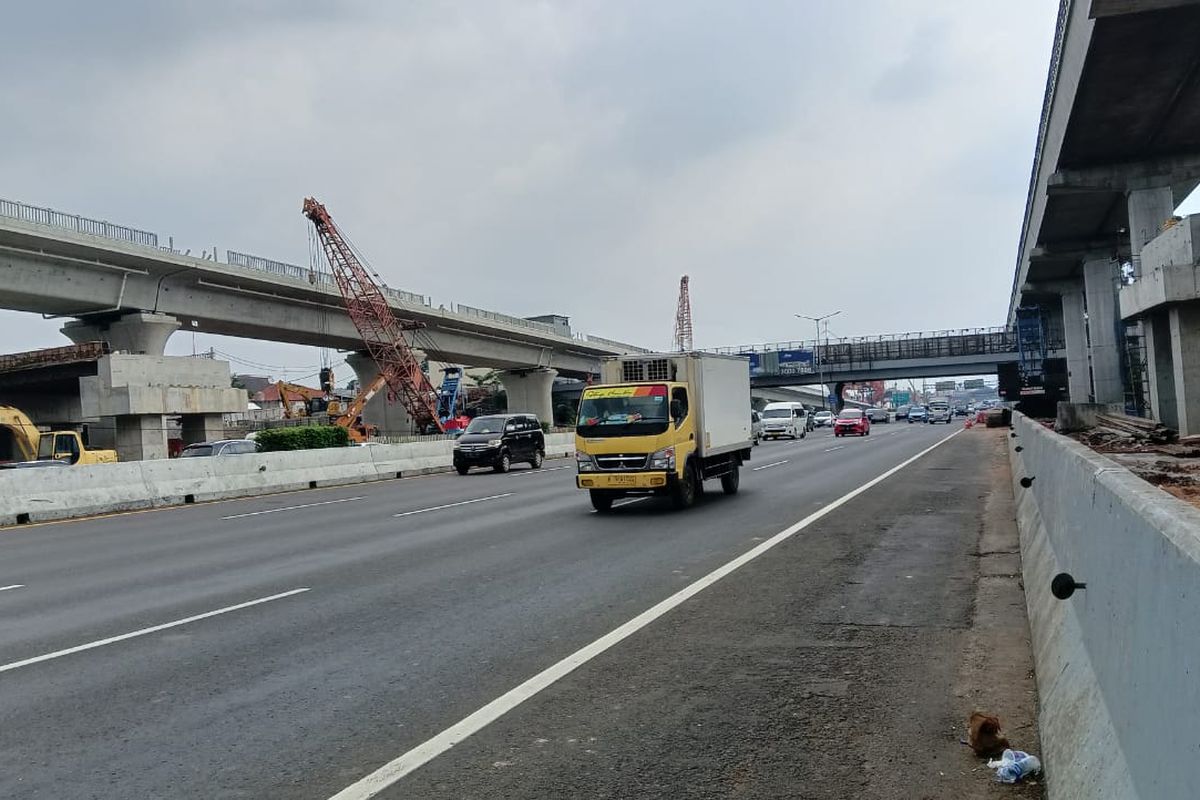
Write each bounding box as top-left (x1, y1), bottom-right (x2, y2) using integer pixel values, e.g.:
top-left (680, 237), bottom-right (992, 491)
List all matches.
top-left (575, 353), bottom-right (752, 513)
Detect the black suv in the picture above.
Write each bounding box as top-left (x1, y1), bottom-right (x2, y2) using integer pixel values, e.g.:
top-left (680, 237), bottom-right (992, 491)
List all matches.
top-left (453, 413), bottom-right (545, 474)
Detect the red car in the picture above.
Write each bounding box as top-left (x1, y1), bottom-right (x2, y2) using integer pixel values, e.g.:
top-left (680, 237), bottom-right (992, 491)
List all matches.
top-left (833, 408), bottom-right (870, 437)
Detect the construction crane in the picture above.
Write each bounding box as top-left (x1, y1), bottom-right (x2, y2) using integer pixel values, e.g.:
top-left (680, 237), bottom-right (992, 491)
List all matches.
top-left (673, 275), bottom-right (693, 351)
top-left (302, 197), bottom-right (444, 432)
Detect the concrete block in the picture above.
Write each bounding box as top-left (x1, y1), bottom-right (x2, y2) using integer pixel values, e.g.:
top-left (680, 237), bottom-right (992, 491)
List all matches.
top-left (1054, 401), bottom-right (1122, 432)
top-left (1010, 412), bottom-right (1200, 799)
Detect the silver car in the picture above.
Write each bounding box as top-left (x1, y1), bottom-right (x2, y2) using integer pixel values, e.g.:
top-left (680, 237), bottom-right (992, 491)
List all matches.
top-left (751, 410), bottom-right (763, 445)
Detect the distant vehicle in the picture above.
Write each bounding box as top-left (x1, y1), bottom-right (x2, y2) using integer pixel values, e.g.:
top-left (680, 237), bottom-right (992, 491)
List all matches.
top-left (866, 407), bottom-right (890, 424)
top-left (760, 402), bottom-right (807, 440)
top-left (928, 401), bottom-right (953, 424)
top-left (454, 413), bottom-right (545, 474)
top-left (834, 408), bottom-right (870, 437)
top-left (751, 410), bottom-right (763, 445)
top-left (894, 404), bottom-right (910, 420)
top-left (181, 439), bottom-right (259, 457)
top-left (953, 404), bottom-right (970, 417)
top-left (813, 410), bottom-right (834, 427)
top-left (908, 406), bottom-right (929, 423)
top-left (1, 405), bottom-right (118, 466)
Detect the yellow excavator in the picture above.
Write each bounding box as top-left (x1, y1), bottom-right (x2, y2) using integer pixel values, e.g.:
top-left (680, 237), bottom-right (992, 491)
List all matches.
top-left (275, 377), bottom-right (384, 443)
top-left (0, 406), bottom-right (118, 465)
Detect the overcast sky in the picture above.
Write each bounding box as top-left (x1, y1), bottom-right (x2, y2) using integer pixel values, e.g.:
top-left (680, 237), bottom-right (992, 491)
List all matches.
top-left (1, 1), bottom-right (1078, 384)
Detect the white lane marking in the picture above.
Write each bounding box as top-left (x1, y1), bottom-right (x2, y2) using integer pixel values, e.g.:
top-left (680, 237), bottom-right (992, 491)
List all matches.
top-left (393, 494), bottom-right (513, 518)
top-left (222, 496), bottom-right (364, 520)
top-left (510, 466), bottom-right (572, 477)
top-left (824, 445), bottom-right (844, 452)
top-left (327, 428), bottom-right (964, 799)
top-left (752, 460), bottom-right (789, 472)
top-left (0, 588), bottom-right (310, 674)
top-left (0, 584), bottom-right (24, 592)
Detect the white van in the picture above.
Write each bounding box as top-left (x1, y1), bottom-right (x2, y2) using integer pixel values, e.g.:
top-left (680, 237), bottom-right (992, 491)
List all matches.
top-left (760, 402), bottom-right (808, 440)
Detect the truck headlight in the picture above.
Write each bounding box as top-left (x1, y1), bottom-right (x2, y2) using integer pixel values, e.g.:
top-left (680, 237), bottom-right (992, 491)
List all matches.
top-left (648, 445), bottom-right (675, 471)
top-left (576, 450), bottom-right (596, 472)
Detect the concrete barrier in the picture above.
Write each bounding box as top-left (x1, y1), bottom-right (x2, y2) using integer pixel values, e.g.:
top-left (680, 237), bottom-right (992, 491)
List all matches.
top-left (1010, 412), bottom-right (1200, 800)
top-left (0, 432), bottom-right (578, 526)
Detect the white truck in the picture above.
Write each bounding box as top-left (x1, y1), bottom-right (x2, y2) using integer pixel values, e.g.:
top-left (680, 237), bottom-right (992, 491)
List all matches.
top-left (575, 352), bottom-right (753, 511)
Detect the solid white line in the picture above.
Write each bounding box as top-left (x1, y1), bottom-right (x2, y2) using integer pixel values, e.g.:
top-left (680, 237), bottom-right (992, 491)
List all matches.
top-left (510, 466), bottom-right (572, 477)
top-left (0, 584), bottom-right (24, 592)
top-left (824, 445), bottom-right (844, 452)
top-left (0, 587), bottom-right (310, 674)
top-left (752, 460), bottom-right (789, 472)
top-left (590, 497), bottom-right (648, 514)
top-left (326, 428), bottom-right (964, 800)
top-left (393, 494), bottom-right (513, 518)
top-left (222, 496), bottom-right (365, 520)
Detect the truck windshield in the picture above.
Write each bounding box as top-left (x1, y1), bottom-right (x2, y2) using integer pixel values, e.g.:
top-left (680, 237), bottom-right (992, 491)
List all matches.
top-left (577, 385), bottom-right (670, 437)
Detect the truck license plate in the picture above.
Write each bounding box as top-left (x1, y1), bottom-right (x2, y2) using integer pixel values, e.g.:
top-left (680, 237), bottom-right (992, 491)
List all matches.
top-left (610, 475), bottom-right (637, 485)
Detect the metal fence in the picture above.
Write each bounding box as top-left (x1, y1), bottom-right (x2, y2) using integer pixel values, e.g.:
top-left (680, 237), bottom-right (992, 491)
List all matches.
top-left (455, 304), bottom-right (558, 335)
top-left (0, 197), bottom-right (159, 247)
top-left (226, 250), bottom-right (428, 306)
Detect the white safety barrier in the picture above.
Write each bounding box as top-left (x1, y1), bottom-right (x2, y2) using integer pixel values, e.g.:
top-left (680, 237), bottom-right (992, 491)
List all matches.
top-left (0, 433), bottom-right (576, 526)
top-left (1010, 412), bottom-right (1200, 800)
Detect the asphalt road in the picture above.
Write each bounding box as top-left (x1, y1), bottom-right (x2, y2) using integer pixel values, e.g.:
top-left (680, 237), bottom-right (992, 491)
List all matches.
top-left (0, 419), bottom-right (981, 799)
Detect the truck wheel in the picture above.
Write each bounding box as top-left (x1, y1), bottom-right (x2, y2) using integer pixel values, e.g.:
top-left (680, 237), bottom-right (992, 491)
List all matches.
top-left (590, 490), bottom-right (614, 513)
top-left (530, 450), bottom-right (544, 469)
top-left (801, 430), bottom-right (806, 439)
top-left (720, 464), bottom-right (740, 495)
top-left (671, 462), bottom-right (698, 509)
top-left (455, 464), bottom-right (470, 476)
top-left (494, 452), bottom-right (510, 473)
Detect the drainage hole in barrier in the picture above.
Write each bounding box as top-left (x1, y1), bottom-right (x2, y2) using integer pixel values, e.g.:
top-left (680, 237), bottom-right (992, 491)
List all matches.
top-left (309, 480), bottom-right (318, 489)
top-left (184, 494), bottom-right (195, 504)
top-left (16, 513), bottom-right (30, 525)
top-left (395, 471), bottom-right (403, 479)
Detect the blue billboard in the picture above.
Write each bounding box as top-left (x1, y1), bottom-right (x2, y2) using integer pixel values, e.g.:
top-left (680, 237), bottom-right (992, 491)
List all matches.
top-left (778, 348), bottom-right (813, 375)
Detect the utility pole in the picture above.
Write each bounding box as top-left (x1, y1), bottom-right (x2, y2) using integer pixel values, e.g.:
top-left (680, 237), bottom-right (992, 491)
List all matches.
top-left (796, 311), bottom-right (841, 411)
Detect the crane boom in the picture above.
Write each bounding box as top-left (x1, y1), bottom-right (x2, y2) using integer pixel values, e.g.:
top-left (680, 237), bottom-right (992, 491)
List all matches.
top-left (302, 198), bottom-right (443, 432)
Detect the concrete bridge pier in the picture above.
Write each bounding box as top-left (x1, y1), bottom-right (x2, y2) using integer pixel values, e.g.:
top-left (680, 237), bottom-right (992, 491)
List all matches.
top-left (1082, 256), bottom-right (1124, 405)
top-left (345, 352), bottom-right (414, 436)
top-left (500, 368), bottom-right (557, 426)
top-left (181, 414), bottom-right (226, 446)
top-left (62, 312), bottom-right (181, 356)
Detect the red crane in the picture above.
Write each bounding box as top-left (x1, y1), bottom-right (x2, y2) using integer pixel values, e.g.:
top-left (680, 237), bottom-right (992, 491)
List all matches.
top-left (302, 197), bottom-right (443, 432)
top-left (673, 275), bottom-right (693, 351)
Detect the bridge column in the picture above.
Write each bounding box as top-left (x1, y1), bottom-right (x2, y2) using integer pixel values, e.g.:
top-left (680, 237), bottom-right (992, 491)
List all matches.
top-left (1082, 256), bottom-right (1125, 404)
top-left (1059, 286), bottom-right (1093, 402)
top-left (181, 414), bottom-right (226, 446)
top-left (1143, 311), bottom-right (1179, 429)
top-left (345, 352), bottom-right (413, 436)
top-left (61, 312), bottom-right (181, 356)
top-left (114, 414), bottom-right (169, 461)
top-left (832, 382), bottom-right (845, 412)
top-left (499, 368), bottom-right (557, 426)
top-left (1127, 186), bottom-right (1176, 272)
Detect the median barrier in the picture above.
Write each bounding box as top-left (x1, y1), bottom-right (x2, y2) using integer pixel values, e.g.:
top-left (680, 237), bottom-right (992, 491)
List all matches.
top-left (1010, 411), bottom-right (1200, 799)
top-left (0, 432), bottom-right (582, 526)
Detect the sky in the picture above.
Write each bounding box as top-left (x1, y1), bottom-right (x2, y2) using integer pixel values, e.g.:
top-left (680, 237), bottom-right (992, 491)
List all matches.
top-left (0, 1), bottom-right (1075, 385)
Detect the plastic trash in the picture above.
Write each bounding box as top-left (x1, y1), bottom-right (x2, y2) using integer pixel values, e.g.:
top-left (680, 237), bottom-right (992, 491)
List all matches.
top-left (987, 749), bottom-right (1042, 783)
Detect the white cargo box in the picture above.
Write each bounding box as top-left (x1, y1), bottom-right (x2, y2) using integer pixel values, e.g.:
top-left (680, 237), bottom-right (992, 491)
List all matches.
top-left (598, 352), bottom-right (751, 457)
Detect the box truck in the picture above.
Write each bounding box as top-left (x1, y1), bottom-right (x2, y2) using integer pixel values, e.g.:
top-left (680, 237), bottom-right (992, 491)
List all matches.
top-left (575, 352), bottom-right (752, 512)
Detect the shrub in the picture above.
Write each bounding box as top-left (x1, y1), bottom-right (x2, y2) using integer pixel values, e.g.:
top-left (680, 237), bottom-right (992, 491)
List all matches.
top-left (255, 425), bottom-right (351, 452)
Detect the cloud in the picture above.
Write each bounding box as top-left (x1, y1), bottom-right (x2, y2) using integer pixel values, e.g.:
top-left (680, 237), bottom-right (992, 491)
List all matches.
top-left (0, 1), bottom-right (1058, 373)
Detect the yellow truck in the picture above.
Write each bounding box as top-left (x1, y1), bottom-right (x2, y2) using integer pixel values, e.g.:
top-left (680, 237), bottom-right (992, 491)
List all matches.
top-left (0, 406), bottom-right (118, 466)
top-left (575, 352), bottom-right (752, 512)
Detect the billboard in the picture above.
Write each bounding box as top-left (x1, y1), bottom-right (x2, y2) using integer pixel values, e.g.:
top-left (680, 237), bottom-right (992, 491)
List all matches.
top-left (963, 378), bottom-right (986, 389)
top-left (777, 348), bottom-right (814, 375)
top-left (892, 390), bottom-right (911, 406)
top-left (739, 352), bottom-right (764, 376)
top-left (935, 380), bottom-right (957, 392)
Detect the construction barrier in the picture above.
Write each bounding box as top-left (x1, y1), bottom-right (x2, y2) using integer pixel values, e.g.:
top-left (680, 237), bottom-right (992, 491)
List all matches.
top-left (0, 433), bottom-right (576, 526)
top-left (1010, 412), bottom-right (1200, 800)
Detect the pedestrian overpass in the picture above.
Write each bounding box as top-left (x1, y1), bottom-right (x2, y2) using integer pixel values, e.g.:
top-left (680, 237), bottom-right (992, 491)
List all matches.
top-left (709, 327), bottom-right (1064, 388)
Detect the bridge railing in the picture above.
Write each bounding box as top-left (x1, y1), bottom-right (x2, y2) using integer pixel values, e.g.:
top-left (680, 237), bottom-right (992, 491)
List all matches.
top-left (225, 250), bottom-right (429, 307)
top-left (455, 304), bottom-right (559, 335)
top-left (0, 196), bottom-right (160, 248)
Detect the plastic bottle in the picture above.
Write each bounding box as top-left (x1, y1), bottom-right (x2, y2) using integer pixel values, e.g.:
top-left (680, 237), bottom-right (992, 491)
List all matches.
top-left (990, 749), bottom-right (1042, 783)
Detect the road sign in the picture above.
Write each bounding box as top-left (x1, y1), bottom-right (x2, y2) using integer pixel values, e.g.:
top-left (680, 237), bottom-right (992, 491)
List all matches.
top-left (893, 391), bottom-right (911, 406)
top-left (963, 378), bottom-right (986, 389)
top-left (935, 380), bottom-right (957, 392)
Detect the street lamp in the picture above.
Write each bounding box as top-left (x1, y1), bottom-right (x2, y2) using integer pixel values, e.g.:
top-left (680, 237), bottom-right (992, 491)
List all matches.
top-left (795, 310), bottom-right (842, 411)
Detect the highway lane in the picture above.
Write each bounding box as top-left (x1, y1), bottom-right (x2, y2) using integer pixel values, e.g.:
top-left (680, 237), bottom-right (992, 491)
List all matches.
top-left (0, 421), bottom-right (957, 798)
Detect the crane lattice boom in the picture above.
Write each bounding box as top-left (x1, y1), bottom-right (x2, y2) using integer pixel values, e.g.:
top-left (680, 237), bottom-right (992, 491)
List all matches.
top-left (302, 197), bottom-right (443, 432)
top-left (673, 275), bottom-right (693, 351)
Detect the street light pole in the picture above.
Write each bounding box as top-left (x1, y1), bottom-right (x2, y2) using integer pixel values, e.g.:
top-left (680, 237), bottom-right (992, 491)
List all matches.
top-left (795, 311), bottom-right (842, 411)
